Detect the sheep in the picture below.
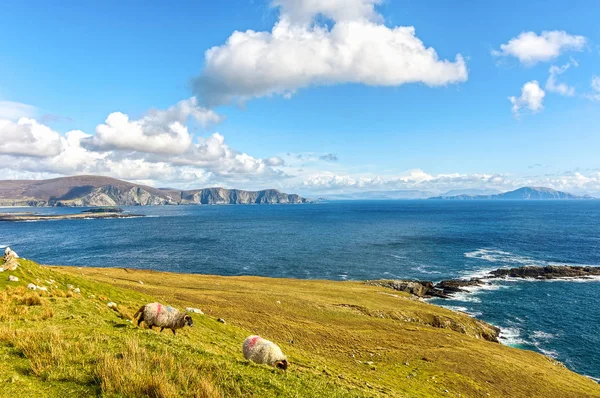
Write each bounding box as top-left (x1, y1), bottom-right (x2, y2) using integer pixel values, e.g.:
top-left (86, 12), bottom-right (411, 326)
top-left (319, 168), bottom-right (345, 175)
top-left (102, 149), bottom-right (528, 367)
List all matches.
top-left (243, 335), bottom-right (288, 370)
top-left (4, 247), bottom-right (18, 260)
top-left (133, 302), bottom-right (193, 335)
top-left (2, 247), bottom-right (19, 271)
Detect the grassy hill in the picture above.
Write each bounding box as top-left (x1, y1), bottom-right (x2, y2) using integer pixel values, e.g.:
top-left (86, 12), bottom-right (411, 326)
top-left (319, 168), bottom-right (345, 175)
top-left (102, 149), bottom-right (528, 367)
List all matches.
top-left (1, 257), bottom-right (599, 397)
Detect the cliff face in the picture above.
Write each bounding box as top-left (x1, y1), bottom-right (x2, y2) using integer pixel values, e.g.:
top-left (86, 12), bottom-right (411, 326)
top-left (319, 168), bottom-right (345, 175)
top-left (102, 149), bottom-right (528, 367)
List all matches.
top-left (0, 176), bottom-right (309, 207)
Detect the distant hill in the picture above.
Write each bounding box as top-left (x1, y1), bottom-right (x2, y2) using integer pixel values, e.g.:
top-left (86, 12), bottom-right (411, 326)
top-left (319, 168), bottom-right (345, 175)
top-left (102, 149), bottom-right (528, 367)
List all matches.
top-left (323, 190), bottom-right (434, 200)
top-left (0, 175), bottom-right (309, 207)
top-left (429, 187), bottom-right (595, 200)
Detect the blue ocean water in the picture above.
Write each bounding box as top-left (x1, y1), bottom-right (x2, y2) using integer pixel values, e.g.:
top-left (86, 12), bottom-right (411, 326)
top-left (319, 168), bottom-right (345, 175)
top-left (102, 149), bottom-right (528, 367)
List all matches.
top-left (1, 201), bottom-right (599, 380)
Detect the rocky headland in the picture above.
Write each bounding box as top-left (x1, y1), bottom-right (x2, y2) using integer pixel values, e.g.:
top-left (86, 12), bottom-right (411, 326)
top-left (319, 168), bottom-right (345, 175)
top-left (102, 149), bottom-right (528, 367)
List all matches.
top-left (0, 175), bottom-right (310, 207)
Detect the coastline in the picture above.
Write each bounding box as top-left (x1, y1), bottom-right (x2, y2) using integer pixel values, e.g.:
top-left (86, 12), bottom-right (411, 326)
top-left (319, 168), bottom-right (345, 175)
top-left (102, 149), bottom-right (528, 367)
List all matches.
top-left (1, 255), bottom-right (599, 396)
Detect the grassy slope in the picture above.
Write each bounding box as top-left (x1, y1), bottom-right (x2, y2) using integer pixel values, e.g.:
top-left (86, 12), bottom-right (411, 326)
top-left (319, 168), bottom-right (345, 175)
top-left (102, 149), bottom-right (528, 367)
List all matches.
top-left (0, 259), bottom-right (598, 398)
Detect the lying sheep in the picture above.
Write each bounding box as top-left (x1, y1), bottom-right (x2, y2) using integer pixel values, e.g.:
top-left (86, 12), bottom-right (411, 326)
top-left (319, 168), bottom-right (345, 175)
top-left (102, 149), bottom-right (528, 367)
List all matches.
top-left (133, 302), bottom-right (193, 335)
top-left (243, 335), bottom-right (288, 370)
top-left (2, 247), bottom-right (19, 271)
top-left (4, 247), bottom-right (18, 260)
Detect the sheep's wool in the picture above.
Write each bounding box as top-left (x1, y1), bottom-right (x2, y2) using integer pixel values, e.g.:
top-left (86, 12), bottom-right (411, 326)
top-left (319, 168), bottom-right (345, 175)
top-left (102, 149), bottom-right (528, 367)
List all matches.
top-left (141, 302), bottom-right (186, 329)
top-left (243, 335), bottom-right (286, 367)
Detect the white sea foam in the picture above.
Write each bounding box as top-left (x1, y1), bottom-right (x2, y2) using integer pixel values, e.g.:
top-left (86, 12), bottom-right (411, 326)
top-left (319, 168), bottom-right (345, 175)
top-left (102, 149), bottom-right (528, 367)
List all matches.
top-left (498, 327), bottom-right (527, 346)
top-left (463, 248), bottom-right (600, 282)
top-left (585, 375), bottom-right (600, 383)
top-left (532, 331), bottom-right (555, 341)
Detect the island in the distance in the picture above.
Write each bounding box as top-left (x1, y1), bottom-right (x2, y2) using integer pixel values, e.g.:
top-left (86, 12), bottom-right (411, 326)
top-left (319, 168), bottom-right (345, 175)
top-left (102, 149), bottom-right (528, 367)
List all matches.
top-left (428, 186), bottom-right (595, 200)
top-left (0, 175), bottom-right (310, 207)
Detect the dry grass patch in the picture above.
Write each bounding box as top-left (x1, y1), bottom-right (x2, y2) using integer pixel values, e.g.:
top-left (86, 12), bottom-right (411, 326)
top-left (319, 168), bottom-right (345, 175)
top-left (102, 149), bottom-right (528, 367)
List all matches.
top-left (97, 338), bottom-right (221, 398)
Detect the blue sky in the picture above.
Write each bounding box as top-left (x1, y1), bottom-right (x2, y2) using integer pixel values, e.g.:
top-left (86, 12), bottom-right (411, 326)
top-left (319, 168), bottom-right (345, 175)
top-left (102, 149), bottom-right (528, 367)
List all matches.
top-left (0, 0), bottom-right (599, 195)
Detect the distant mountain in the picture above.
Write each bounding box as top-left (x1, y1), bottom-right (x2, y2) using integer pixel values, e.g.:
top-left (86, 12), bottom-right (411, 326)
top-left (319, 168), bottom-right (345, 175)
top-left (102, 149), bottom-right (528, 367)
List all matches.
top-left (0, 175), bottom-right (309, 207)
top-left (429, 187), bottom-right (595, 200)
top-left (323, 190), bottom-right (434, 200)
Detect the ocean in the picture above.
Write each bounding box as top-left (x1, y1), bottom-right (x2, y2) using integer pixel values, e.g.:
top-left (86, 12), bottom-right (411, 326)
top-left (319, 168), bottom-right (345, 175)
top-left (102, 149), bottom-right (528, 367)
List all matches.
top-left (1, 201), bottom-right (599, 381)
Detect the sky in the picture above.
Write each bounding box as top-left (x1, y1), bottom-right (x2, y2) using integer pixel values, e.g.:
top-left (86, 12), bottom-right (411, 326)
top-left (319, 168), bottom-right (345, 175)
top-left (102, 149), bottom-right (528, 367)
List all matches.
top-left (0, 0), bottom-right (599, 196)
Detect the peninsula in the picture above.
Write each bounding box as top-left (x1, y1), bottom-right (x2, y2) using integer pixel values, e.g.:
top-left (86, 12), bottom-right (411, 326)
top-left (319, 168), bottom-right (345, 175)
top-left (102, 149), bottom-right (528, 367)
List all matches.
top-left (0, 175), bottom-right (309, 207)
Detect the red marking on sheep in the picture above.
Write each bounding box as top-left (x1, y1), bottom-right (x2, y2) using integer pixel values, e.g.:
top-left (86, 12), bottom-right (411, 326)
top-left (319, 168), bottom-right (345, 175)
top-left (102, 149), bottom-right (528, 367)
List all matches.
top-left (156, 303), bottom-right (162, 314)
top-left (248, 336), bottom-right (261, 350)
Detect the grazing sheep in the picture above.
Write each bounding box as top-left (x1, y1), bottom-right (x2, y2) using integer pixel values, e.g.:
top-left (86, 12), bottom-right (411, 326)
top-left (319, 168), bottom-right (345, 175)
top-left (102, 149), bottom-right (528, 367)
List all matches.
top-left (133, 302), bottom-right (193, 335)
top-left (243, 335), bottom-right (288, 370)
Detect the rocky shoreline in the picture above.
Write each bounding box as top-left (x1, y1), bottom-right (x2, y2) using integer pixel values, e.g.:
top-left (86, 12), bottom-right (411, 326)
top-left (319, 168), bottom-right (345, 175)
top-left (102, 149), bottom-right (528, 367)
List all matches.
top-left (367, 265), bottom-right (600, 300)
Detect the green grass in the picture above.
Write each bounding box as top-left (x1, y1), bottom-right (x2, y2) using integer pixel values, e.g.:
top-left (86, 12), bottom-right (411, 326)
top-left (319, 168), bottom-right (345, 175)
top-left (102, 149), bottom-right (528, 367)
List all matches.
top-left (0, 258), bottom-right (599, 397)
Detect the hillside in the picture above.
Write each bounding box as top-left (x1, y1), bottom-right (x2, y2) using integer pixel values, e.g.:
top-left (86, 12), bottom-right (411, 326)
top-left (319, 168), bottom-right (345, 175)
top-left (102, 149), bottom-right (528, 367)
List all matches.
top-left (429, 187), bottom-right (594, 200)
top-left (0, 175), bottom-right (308, 206)
top-left (1, 257), bottom-right (599, 397)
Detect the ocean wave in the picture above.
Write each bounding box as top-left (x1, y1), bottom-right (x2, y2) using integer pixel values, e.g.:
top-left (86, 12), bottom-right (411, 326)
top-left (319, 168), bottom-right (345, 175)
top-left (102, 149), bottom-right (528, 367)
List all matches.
top-left (445, 291), bottom-right (481, 303)
top-left (531, 330), bottom-right (555, 341)
top-left (465, 248), bottom-right (599, 268)
top-left (585, 375), bottom-right (600, 383)
top-left (411, 265), bottom-right (442, 275)
top-left (498, 327), bottom-right (527, 346)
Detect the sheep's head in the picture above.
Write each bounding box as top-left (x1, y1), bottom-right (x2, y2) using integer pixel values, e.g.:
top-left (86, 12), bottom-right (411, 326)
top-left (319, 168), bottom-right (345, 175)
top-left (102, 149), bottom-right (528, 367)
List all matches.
top-left (184, 314), bottom-right (194, 327)
top-left (275, 359), bottom-right (288, 370)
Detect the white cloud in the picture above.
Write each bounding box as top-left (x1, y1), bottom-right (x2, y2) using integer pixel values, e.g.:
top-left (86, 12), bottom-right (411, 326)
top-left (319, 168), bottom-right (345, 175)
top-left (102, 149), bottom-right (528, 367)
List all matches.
top-left (194, 0), bottom-right (468, 105)
top-left (0, 98), bottom-right (286, 188)
top-left (301, 169), bottom-right (513, 193)
top-left (509, 81), bottom-right (545, 117)
top-left (0, 117), bottom-right (63, 157)
top-left (492, 31), bottom-right (586, 66)
top-left (586, 76), bottom-right (600, 101)
top-left (0, 100), bottom-right (36, 120)
top-left (84, 97), bottom-right (221, 155)
top-left (545, 63), bottom-right (575, 96)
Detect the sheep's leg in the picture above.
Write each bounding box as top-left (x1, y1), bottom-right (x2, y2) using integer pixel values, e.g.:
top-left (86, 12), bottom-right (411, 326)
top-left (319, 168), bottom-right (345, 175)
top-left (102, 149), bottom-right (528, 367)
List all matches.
top-left (137, 313), bottom-right (145, 327)
top-left (160, 327), bottom-right (164, 332)
top-left (171, 329), bottom-right (176, 335)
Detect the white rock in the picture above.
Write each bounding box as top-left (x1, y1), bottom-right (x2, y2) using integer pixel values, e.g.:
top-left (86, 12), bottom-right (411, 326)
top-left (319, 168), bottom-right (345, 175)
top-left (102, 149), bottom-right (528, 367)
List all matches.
top-left (67, 284), bottom-right (74, 290)
top-left (107, 302), bottom-right (117, 309)
top-left (27, 283), bottom-right (37, 290)
top-left (185, 307), bottom-right (204, 314)
top-left (72, 288), bottom-right (81, 294)
top-left (138, 280), bottom-right (144, 285)
top-left (37, 286), bottom-right (48, 292)
top-left (8, 275), bottom-right (18, 282)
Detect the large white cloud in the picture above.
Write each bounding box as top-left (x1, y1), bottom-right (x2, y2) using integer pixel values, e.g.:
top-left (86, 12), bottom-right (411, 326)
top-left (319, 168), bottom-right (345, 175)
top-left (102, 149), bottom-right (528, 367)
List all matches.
top-left (0, 117), bottom-right (63, 157)
top-left (509, 81), bottom-right (545, 117)
top-left (0, 98), bottom-right (286, 188)
top-left (545, 62), bottom-right (575, 96)
top-left (84, 97), bottom-right (221, 155)
top-left (492, 31), bottom-right (586, 66)
top-left (194, 0), bottom-right (468, 105)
